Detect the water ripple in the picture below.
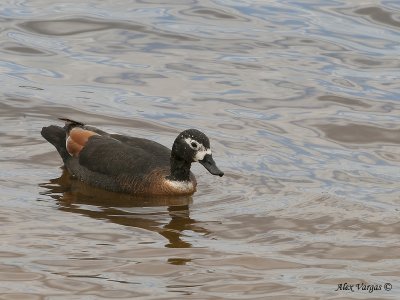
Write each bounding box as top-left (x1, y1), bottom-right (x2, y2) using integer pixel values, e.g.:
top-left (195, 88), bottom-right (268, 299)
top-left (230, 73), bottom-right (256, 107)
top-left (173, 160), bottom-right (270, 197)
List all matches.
top-left (0, 0), bottom-right (399, 299)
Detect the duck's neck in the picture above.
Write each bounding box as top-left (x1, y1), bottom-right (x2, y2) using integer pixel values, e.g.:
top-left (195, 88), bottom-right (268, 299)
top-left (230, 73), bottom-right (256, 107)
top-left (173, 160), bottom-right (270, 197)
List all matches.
top-left (167, 154), bottom-right (191, 182)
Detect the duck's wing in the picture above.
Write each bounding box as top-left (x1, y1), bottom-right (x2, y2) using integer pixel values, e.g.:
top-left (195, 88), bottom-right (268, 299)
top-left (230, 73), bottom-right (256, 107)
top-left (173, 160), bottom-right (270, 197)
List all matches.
top-left (78, 134), bottom-right (170, 177)
top-left (110, 134), bottom-right (171, 154)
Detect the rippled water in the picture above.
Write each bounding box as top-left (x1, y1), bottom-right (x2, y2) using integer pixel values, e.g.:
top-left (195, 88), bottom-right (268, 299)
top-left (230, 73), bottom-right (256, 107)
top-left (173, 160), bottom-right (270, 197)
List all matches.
top-left (0, 0), bottom-right (399, 299)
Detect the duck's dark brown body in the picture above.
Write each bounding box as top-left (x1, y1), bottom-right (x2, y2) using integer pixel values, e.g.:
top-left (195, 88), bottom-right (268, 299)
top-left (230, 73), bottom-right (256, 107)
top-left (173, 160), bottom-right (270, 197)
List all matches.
top-left (41, 122), bottom-right (198, 196)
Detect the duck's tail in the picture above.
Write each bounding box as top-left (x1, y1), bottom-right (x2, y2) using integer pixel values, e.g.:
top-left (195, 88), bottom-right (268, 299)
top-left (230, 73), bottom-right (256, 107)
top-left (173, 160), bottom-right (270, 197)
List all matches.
top-left (59, 118), bottom-right (85, 133)
top-left (41, 125), bottom-right (70, 163)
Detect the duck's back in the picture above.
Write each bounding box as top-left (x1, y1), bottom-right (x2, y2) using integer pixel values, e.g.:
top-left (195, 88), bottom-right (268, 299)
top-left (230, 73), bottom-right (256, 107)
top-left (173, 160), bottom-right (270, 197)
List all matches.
top-left (110, 134), bottom-right (171, 156)
top-left (66, 134), bottom-right (178, 194)
top-left (77, 134), bottom-right (171, 176)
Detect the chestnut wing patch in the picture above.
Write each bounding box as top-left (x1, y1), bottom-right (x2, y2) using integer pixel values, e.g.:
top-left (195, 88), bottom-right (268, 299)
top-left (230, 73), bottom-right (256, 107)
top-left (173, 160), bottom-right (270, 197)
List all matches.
top-left (66, 128), bottom-right (99, 157)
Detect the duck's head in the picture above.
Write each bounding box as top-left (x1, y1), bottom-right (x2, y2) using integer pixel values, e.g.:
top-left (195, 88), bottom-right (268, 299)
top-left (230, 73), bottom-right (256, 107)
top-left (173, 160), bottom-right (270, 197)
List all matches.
top-left (172, 129), bottom-right (224, 177)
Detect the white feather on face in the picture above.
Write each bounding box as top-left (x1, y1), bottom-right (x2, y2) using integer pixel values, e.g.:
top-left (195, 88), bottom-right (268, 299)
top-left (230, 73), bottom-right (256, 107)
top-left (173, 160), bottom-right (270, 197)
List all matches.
top-left (184, 138), bottom-right (211, 161)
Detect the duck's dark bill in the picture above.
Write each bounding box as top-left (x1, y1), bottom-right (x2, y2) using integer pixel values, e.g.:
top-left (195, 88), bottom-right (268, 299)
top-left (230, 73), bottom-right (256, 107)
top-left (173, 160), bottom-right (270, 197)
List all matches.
top-left (199, 154), bottom-right (224, 177)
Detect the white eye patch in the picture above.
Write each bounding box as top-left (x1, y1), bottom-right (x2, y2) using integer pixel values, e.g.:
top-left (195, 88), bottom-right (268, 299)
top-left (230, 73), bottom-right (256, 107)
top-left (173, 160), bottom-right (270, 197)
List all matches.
top-left (184, 138), bottom-right (211, 161)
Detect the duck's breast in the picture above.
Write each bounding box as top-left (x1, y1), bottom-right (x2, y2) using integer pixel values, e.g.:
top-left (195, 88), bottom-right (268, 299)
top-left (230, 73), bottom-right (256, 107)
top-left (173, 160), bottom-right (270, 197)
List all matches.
top-left (116, 168), bottom-right (197, 196)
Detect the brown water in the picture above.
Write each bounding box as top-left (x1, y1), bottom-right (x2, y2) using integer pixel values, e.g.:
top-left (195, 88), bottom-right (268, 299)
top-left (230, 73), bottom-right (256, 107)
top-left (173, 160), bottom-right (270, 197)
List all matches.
top-left (0, 0), bottom-right (399, 299)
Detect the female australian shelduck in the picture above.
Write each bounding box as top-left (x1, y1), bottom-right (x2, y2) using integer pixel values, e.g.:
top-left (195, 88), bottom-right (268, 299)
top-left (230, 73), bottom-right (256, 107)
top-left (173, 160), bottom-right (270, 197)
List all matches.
top-left (41, 119), bottom-right (224, 196)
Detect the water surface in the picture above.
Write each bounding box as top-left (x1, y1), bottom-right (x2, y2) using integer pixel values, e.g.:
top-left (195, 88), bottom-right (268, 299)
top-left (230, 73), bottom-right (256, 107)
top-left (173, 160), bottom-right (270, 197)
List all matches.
top-left (0, 0), bottom-right (399, 299)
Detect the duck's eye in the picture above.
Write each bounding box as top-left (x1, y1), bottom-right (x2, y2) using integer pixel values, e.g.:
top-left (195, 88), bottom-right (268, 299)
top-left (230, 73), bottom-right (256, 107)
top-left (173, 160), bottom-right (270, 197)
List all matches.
top-left (191, 142), bottom-right (198, 148)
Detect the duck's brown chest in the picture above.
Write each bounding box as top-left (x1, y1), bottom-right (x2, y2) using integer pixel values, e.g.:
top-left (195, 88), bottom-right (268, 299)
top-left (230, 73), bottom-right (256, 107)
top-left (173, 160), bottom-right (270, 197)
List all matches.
top-left (117, 168), bottom-right (197, 196)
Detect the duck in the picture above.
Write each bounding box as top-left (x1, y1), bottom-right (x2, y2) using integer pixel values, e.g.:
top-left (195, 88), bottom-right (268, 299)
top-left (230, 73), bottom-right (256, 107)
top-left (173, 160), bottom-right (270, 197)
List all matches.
top-left (41, 118), bottom-right (224, 196)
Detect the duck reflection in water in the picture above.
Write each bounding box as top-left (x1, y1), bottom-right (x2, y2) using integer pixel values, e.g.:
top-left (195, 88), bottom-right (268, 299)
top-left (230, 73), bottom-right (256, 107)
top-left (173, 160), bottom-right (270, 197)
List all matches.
top-left (40, 168), bottom-right (210, 248)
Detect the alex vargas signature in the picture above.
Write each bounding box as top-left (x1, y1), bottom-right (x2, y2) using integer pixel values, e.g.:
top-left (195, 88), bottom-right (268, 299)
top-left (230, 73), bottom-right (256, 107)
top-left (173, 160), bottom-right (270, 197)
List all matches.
top-left (335, 282), bottom-right (392, 293)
